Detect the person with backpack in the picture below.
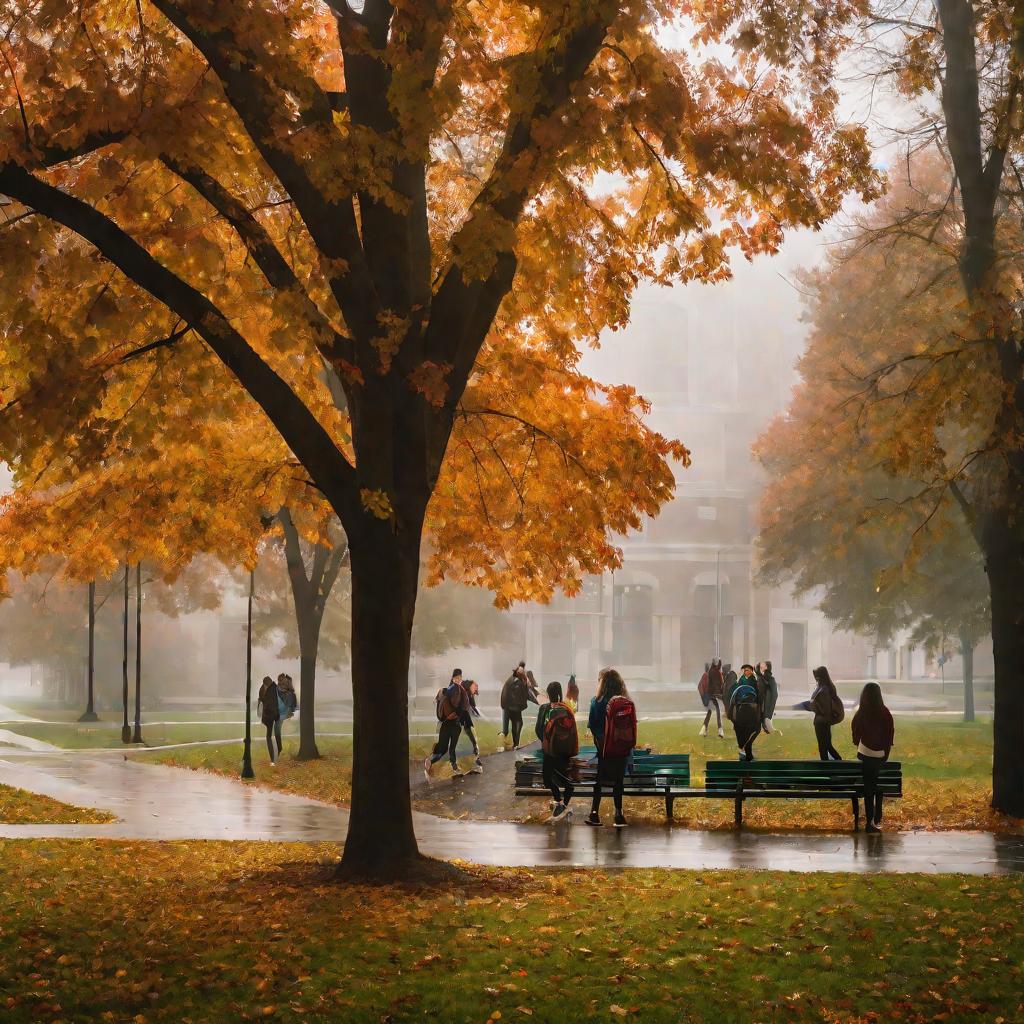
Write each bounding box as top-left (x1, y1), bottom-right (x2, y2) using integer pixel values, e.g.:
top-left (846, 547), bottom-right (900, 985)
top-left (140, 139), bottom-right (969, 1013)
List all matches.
top-left (500, 664), bottom-right (536, 750)
top-left (257, 675), bottom-right (282, 766)
top-left (535, 681), bottom-right (579, 823)
top-left (851, 682), bottom-right (895, 832)
top-left (424, 669), bottom-right (468, 780)
top-left (457, 677), bottom-right (484, 774)
top-left (278, 673), bottom-right (298, 722)
top-left (722, 663), bottom-right (738, 707)
top-left (757, 660), bottom-right (780, 734)
top-left (794, 665), bottom-right (845, 760)
top-left (585, 669), bottom-right (636, 828)
top-left (727, 664), bottom-right (763, 761)
top-left (699, 659), bottom-right (725, 738)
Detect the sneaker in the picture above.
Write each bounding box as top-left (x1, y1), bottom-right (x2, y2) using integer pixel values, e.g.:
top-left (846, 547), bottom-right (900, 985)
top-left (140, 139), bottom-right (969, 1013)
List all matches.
top-left (549, 799), bottom-right (560, 813)
top-left (763, 718), bottom-right (774, 734)
top-left (422, 755), bottom-right (432, 782)
top-left (698, 723), bottom-right (708, 737)
top-left (470, 759), bottom-right (484, 774)
top-left (550, 803), bottom-right (566, 823)
top-left (613, 814), bottom-right (628, 828)
top-left (737, 749), bottom-right (746, 760)
top-left (562, 807), bottom-right (574, 822)
top-left (269, 760), bottom-right (278, 768)
top-left (585, 812), bottom-right (602, 827)
top-left (865, 823), bottom-right (881, 834)
top-left (718, 727), bottom-right (725, 738)
top-left (451, 765), bottom-right (464, 778)
top-left (513, 744), bottom-right (519, 752)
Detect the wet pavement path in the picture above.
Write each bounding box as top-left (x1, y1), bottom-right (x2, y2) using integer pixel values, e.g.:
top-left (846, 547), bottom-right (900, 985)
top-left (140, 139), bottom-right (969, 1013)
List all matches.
top-left (1, 749), bottom-right (1023, 875)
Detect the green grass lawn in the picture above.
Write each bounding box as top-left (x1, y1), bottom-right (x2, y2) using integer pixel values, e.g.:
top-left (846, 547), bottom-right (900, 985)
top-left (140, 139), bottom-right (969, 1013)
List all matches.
top-left (0, 840), bottom-right (1020, 1023)
top-left (0, 784), bottom-right (114, 824)
top-left (0, 720), bottom-right (252, 749)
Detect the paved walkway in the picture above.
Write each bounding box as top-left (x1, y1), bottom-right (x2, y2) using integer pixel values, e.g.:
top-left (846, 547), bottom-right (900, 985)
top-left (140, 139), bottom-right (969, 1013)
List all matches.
top-left (1, 749), bottom-right (1022, 875)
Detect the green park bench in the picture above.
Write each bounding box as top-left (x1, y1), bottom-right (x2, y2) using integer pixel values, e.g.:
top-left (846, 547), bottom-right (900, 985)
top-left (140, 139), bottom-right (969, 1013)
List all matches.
top-left (521, 745), bottom-right (653, 761)
top-left (514, 753), bottom-right (690, 817)
top-left (704, 759), bottom-right (903, 830)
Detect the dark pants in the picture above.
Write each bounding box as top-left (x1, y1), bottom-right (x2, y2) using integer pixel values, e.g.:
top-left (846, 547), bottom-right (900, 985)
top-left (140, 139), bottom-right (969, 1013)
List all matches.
top-left (502, 709), bottom-right (510, 737)
top-left (815, 720), bottom-right (842, 760)
top-left (543, 754), bottom-right (574, 806)
top-left (264, 719), bottom-right (282, 761)
top-left (590, 754), bottom-right (626, 816)
top-left (506, 710), bottom-right (523, 746)
top-left (733, 705), bottom-right (761, 760)
top-left (858, 753), bottom-right (884, 823)
top-left (431, 720), bottom-right (462, 766)
top-left (703, 698), bottom-right (723, 729)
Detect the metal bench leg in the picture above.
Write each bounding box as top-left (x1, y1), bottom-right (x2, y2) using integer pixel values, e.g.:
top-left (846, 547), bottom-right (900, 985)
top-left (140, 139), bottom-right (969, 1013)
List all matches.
top-left (852, 796), bottom-right (860, 832)
top-left (734, 782), bottom-right (744, 828)
top-left (665, 794), bottom-right (674, 819)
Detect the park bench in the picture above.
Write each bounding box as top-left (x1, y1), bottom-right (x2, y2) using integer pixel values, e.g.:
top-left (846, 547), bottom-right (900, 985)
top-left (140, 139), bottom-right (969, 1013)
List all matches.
top-left (514, 753), bottom-right (690, 817)
top-left (704, 759), bottom-right (903, 830)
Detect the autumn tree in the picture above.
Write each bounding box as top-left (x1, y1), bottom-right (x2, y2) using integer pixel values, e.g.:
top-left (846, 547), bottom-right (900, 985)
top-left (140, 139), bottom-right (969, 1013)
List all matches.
top-left (0, 0), bottom-right (876, 877)
top-left (778, 0), bottom-right (1024, 813)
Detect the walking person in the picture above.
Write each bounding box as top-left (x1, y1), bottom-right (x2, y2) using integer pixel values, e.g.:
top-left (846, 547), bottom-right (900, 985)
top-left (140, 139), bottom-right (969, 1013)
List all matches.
top-left (728, 664), bottom-right (763, 761)
top-left (699, 659), bottom-right (726, 738)
top-left (458, 677), bottom-right (485, 774)
top-left (278, 673), bottom-right (298, 720)
top-left (500, 664), bottom-right (535, 750)
top-left (758, 660), bottom-right (780, 734)
top-left (257, 674), bottom-right (282, 766)
top-left (795, 665), bottom-right (845, 760)
top-left (424, 670), bottom-right (467, 780)
top-left (586, 669), bottom-right (637, 829)
top-left (851, 682), bottom-right (895, 833)
top-left (535, 681), bottom-right (579, 823)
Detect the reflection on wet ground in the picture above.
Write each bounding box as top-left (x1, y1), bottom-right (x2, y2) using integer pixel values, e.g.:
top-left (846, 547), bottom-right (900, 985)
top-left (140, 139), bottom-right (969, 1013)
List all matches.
top-left (0, 750), bottom-right (1021, 875)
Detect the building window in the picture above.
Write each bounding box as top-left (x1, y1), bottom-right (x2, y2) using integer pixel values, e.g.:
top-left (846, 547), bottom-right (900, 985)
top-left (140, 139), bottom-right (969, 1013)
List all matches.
top-left (613, 584), bottom-right (653, 665)
top-left (781, 621), bottom-right (807, 670)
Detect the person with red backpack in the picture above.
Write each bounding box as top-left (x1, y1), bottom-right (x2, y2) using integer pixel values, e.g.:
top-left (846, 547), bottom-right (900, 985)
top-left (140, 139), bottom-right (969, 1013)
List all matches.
top-left (423, 669), bottom-right (468, 781)
top-left (585, 668), bottom-right (636, 828)
top-left (535, 681), bottom-right (579, 822)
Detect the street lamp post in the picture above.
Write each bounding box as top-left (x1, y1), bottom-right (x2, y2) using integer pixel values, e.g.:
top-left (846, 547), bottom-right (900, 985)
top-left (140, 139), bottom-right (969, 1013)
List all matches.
top-left (78, 581), bottom-right (99, 722)
top-left (132, 563), bottom-right (143, 744)
top-left (120, 562), bottom-right (131, 744)
top-left (241, 567), bottom-right (256, 780)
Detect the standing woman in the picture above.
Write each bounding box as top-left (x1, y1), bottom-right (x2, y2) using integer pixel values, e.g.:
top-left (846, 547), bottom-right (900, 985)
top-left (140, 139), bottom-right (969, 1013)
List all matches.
top-left (586, 669), bottom-right (637, 829)
top-left (257, 675), bottom-right (282, 766)
top-left (795, 666), bottom-right (844, 760)
top-left (851, 682), bottom-right (894, 833)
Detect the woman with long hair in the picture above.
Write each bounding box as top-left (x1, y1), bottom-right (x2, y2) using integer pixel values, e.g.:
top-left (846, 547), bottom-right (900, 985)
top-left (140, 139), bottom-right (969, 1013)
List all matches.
top-left (794, 666), bottom-right (844, 760)
top-left (851, 682), bottom-right (895, 832)
top-left (586, 668), bottom-right (637, 828)
top-left (699, 659), bottom-right (725, 738)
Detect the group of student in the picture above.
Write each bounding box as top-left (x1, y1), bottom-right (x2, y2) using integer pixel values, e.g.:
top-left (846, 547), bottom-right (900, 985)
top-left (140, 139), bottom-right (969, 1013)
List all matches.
top-left (697, 660), bottom-right (781, 748)
top-left (255, 673), bottom-right (298, 765)
top-left (496, 662), bottom-right (582, 749)
top-left (702, 660), bottom-right (896, 831)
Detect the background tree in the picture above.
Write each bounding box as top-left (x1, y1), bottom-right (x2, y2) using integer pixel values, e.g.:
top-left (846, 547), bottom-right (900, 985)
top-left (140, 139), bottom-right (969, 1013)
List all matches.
top-left (755, 153), bottom-right (998, 731)
top-left (0, 0), bottom-right (877, 877)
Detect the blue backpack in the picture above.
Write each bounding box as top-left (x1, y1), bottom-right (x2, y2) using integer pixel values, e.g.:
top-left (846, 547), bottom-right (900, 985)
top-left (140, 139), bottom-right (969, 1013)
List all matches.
top-left (732, 683), bottom-right (759, 707)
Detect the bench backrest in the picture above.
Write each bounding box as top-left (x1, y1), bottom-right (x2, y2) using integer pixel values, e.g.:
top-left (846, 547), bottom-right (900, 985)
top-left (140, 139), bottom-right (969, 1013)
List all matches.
top-left (704, 759), bottom-right (902, 794)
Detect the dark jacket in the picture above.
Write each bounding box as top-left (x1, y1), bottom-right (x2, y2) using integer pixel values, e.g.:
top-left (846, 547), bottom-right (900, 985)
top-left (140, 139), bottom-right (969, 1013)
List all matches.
top-left (810, 684), bottom-right (834, 726)
top-left (851, 706), bottom-right (895, 756)
top-left (707, 665), bottom-right (725, 700)
top-left (257, 680), bottom-right (280, 725)
top-left (500, 673), bottom-right (532, 713)
top-left (588, 695), bottom-right (609, 743)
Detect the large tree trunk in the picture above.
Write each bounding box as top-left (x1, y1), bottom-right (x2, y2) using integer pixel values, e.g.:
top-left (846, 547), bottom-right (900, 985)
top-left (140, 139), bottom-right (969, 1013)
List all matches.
top-left (959, 629), bottom-right (976, 724)
top-left (296, 637), bottom-right (320, 761)
top-left (982, 521), bottom-right (1024, 817)
top-left (337, 520), bottom-right (430, 881)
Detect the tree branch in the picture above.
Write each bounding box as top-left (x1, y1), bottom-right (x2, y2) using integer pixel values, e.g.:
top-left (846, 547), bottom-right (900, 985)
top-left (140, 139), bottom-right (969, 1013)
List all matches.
top-left (0, 162), bottom-right (358, 511)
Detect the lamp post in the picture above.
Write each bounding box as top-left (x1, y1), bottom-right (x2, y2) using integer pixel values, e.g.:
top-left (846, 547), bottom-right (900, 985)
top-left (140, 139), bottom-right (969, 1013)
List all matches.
top-left (120, 562), bottom-right (131, 744)
top-left (78, 581), bottom-right (99, 722)
top-left (131, 563), bottom-right (143, 744)
top-left (241, 566), bottom-right (256, 779)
